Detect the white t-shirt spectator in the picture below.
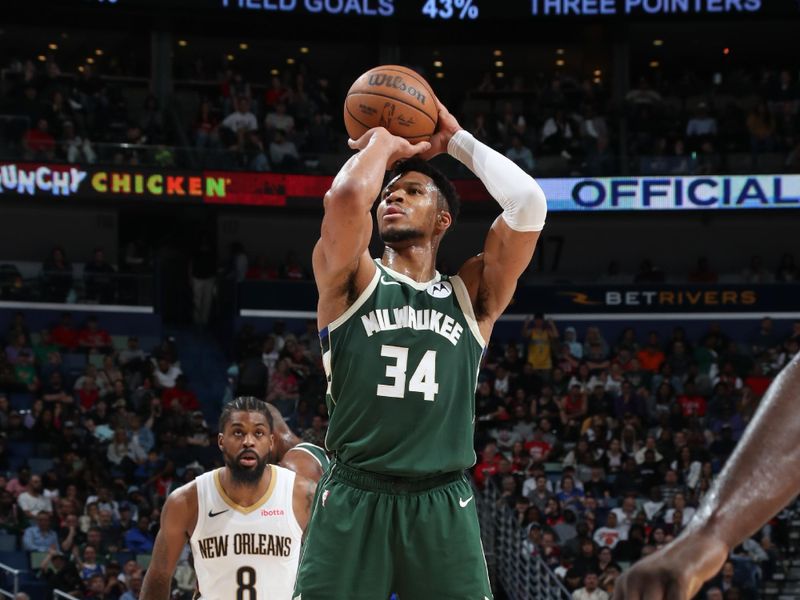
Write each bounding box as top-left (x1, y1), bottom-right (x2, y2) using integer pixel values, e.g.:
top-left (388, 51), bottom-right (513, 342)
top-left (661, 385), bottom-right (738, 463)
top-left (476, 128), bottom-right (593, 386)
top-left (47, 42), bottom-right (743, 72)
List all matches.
top-left (573, 588), bottom-right (609, 600)
top-left (611, 507), bottom-right (637, 538)
top-left (269, 139), bottom-right (299, 165)
top-left (153, 362), bottom-right (182, 389)
top-left (222, 110), bottom-right (258, 133)
top-left (686, 115), bottom-right (718, 137)
top-left (17, 492), bottom-right (52, 516)
top-left (265, 112), bottom-right (295, 133)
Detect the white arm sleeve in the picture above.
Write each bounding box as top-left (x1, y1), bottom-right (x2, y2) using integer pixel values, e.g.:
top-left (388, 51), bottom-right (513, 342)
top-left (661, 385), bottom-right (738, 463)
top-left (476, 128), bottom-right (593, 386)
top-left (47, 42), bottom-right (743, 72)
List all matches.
top-left (447, 130), bottom-right (547, 232)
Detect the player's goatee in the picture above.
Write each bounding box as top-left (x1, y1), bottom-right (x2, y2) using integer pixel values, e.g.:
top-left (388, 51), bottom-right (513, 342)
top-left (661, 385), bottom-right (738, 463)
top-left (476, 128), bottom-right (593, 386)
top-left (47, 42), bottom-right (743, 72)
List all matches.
top-left (225, 451), bottom-right (269, 484)
top-left (380, 227), bottom-right (423, 243)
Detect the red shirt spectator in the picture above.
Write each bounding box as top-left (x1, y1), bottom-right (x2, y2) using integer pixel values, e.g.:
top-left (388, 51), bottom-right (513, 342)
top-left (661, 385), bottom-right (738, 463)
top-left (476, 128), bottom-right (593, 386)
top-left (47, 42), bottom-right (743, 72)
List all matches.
top-left (78, 318), bottom-right (112, 351)
top-left (51, 314), bottom-right (79, 350)
top-left (473, 443), bottom-right (502, 488)
top-left (637, 344), bottom-right (665, 373)
top-left (161, 377), bottom-right (200, 412)
top-left (678, 393), bottom-right (707, 418)
top-left (246, 257), bottom-right (279, 281)
top-left (744, 374), bottom-right (772, 397)
top-left (24, 119), bottom-right (56, 155)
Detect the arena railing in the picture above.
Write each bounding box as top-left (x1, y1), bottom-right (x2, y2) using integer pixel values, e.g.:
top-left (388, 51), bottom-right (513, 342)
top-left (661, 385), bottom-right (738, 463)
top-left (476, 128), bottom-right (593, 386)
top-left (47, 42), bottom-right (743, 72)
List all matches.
top-left (53, 590), bottom-right (81, 600)
top-left (474, 477), bottom-right (572, 600)
top-left (0, 561), bottom-right (21, 598)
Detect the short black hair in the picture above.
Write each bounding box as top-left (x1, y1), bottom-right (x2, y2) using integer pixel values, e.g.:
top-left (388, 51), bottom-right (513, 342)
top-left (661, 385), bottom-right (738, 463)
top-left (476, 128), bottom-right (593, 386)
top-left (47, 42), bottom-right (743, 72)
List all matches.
top-left (389, 157), bottom-right (460, 224)
top-left (218, 396), bottom-right (274, 432)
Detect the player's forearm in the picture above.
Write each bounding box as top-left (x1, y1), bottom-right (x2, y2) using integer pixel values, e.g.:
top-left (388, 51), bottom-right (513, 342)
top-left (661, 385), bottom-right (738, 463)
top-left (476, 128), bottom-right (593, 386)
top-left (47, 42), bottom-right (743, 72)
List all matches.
top-left (328, 129), bottom-right (397, 212)
top-left (686, 352), bottom-right (800, 551)
top-left (447, 131), bottom-right (547, 232)
top-left (140, 572), bottom-right (173, 600)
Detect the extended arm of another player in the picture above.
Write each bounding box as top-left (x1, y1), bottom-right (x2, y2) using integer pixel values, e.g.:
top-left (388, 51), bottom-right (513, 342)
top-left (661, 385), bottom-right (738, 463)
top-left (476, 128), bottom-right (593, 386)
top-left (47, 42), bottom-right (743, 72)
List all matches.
top-left (449, 128), bottom-right (547, 320)
top-left (292, 474), bottom-right (317, 532)
top-left (615, 351), bottom-right (800, 600)
top-left (141, 491), bottom-right (193, 600)
top-left (314, 128), bottom-right (430, 280)
top-left (281, 449), bottom-right (324, 483)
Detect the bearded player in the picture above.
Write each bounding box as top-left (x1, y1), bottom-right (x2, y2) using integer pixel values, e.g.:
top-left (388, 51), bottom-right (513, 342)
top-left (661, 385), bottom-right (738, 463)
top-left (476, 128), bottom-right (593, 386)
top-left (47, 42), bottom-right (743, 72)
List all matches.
top-left (141, 397), bottom-right (315, 600)
top-left (293, 96), bottom-right (547, 599)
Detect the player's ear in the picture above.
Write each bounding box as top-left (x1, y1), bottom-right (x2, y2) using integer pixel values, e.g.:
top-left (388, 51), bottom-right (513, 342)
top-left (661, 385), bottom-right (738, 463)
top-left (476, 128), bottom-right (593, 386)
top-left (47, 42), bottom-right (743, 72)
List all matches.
top-left (436, 210), bottom-right (452, 234)
top-left (217, 432), bottom-right (224, 451)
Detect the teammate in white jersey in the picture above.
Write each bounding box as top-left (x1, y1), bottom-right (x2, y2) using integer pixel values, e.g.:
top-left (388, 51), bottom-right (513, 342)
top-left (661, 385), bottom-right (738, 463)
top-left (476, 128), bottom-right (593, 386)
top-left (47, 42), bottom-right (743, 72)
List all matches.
top-left (141, 397), bottom-right (315, 600)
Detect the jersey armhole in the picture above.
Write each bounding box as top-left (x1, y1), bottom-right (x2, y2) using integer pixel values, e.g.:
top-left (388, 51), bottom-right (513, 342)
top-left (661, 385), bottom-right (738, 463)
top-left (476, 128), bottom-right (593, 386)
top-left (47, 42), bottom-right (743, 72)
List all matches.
top-left (287, 445), bottom-right (324, 469)
top-left (325, 267), bottom-right (381, 333)
top-left (449, 275), bottom-right (487, 348)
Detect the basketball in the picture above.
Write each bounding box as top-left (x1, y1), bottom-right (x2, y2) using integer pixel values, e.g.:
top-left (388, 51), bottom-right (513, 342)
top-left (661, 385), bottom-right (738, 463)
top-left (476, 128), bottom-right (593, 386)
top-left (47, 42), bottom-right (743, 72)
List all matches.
top-left (344, 65), bottom-right (439, 142)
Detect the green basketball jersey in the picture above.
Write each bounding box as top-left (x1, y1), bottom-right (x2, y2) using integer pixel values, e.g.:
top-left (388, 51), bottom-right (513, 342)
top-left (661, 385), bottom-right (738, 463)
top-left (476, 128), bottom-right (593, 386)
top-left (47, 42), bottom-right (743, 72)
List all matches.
top-left (290, 442), bottom-right (331, 473)
top-left (320, 260), bottom-right (485, 477)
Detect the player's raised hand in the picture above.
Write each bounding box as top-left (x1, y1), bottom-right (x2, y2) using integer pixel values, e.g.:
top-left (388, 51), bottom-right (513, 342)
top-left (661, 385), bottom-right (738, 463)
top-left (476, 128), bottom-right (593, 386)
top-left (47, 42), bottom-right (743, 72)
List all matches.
top-left (347, 126), bottom-right (431, 169)
top-left (419, 96), bottom-right (463, 160)
top-left (613, 530), bottom-right (728, 600)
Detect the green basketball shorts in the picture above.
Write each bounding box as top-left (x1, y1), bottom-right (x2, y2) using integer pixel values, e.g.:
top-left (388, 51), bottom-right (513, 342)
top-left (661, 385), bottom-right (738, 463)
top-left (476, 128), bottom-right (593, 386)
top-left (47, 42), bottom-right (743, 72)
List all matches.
top-left (293, 462), bottom-right (493, 600)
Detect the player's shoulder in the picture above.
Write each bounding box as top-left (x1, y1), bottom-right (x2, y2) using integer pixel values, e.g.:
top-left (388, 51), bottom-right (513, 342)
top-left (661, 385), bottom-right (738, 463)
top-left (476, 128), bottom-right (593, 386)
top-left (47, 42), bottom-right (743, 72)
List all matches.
top-left (165, 479), bottom-right (200, 510)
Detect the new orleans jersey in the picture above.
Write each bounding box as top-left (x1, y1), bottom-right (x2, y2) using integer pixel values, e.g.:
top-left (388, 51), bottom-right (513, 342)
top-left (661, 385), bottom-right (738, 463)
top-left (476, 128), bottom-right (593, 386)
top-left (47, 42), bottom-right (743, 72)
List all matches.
top-left (189, 466), bottom-right (302, 600)
top-left (320, 260), bottom-right (486, 476)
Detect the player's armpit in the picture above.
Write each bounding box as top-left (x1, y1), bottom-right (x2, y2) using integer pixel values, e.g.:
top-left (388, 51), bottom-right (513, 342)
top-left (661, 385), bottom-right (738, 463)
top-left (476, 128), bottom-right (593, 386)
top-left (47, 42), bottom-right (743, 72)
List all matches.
top-left (141, 485), bottom-right (196, 600)
top-left (459, 217), bottom-right (540, 329)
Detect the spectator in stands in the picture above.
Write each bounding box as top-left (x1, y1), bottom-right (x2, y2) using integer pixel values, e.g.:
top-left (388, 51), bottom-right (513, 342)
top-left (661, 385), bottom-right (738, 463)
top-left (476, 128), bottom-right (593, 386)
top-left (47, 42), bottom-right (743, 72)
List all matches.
top-left (22, 511), bottom-right (59, 552)
top-left (269, 129), bottom-right (300, 171)
top-left (281, 251), bottom-right (307, 280)
top-left (541, 109), bottom-right (577, 159)
top-left (264, 102), bottom-right (295, 135)
top-left (742, 255), bottom-right (771, 283)
top-left (39, 549), bottom-right (83, 596)
top-left (266, 357), bottom-right (300, 418)
top-left (153, 358), bottom-right (182, 390)
top-left (637, 332), bottom-right (665, 373)
top-left (22, 117), bottom-right (56, 160)
top-left (746, 101), bottom-right (777, 154)
top-left (221, 95), bottom-right (258, 135)
top-left (523, 314), bottom-right (557, 376)
top-left (75, 543), bottom-right (105, 580)
top-left (688, 257), bottom-right (719, 283)
top-left (84, 248), bottom-right (117, 303)
top-left (505, 135), bottom-right (535, 173)
top-left (572, 572), bottom-right (609, 600)
top-left (78, 316), bottom-right (112, 353)
top-left (119, 571), bottom-right (143, 600)
top-left (18, 474), bottom-right (53, 517)
top-left (193, 98), bottom-right (220, 149)
top-left (633, 259), bottom-right (665, 283)
top-left (123, 514), bottom-right (154, 553)
top-left (161, 375), bottom-right (198, 411)
top-left (189, 233), bottom-right (217, 326)
top-left (686, 102), bottom-right (718, 143)
top-left (41, 247), bottom-right (74, 302)
top-left (775, 253), bottom-right (798, 282)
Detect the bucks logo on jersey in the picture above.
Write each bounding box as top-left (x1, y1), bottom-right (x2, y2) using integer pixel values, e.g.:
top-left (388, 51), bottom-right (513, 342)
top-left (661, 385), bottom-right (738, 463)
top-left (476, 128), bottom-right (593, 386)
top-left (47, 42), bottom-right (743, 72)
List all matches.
top-left (319, 260), bottom-right (485, 476)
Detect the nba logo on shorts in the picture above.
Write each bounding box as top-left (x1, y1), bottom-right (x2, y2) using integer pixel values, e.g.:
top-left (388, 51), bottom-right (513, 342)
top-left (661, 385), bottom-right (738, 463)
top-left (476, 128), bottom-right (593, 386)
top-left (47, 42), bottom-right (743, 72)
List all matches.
top-left (321, 490), bottom-right (330, 507)
top-left (426, 281), bottom-right (452, 298)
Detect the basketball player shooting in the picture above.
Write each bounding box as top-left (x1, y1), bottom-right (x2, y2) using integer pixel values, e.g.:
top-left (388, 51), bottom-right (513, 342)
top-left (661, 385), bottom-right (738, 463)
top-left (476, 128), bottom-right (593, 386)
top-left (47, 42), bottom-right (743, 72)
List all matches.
top-left (613, 351), bottom-right (800, 599)
top-left (141, 397), bottom-right (315, 600)
top-left (293, 96), bottom-right (547, 599)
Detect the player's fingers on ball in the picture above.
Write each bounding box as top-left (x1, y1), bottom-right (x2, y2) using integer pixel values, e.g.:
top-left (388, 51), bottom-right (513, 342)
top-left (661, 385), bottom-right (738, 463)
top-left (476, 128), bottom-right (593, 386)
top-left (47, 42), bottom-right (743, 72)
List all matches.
top-left (412, 141), bottom-right (431, 154)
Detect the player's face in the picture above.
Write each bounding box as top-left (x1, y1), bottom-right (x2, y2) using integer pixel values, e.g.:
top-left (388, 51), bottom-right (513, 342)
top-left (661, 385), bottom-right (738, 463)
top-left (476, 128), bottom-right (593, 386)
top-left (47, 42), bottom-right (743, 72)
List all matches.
top-left (218, 411), bottom-right (273, 485)
top-left (376, 172), bottom-right (448, 244)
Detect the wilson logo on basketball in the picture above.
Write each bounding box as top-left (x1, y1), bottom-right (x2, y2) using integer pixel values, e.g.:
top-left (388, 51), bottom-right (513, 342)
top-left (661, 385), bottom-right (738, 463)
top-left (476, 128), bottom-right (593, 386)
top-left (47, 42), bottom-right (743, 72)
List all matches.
top-left (260, 509), bottom-right (285, 517)
top-left (367, 74), bottom-right (427, 104)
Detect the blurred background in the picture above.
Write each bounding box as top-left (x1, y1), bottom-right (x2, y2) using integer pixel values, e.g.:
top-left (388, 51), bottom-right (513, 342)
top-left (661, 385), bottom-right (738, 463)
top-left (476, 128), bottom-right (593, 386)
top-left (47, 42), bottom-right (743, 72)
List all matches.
top-left (0, 1), bottom-right (798, 598)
